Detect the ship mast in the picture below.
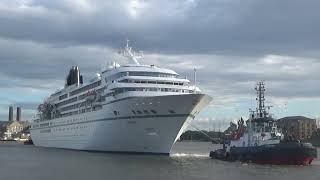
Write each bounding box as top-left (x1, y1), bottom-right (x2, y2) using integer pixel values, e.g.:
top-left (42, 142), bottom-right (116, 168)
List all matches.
top-left (247, 81), bottom-right (267, 146)
top-left (255, 81), bottom-right (266, 118)
top-left (120, 39), bottom-right (143, 65)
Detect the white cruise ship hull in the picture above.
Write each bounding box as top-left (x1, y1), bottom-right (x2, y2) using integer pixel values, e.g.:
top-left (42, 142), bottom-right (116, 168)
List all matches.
top-left (30, 94), bottom-right (212, 154)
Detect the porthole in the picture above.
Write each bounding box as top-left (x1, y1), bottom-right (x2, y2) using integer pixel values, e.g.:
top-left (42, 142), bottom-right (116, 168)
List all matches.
top-left (168, 109), bottom-right (176, 114)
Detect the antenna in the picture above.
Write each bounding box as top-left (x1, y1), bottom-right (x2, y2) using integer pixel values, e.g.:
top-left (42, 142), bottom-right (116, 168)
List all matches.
top-left (250, 93), bottom-right (253, 110)
top-left (120, 39), bottom-right (142, 65)
top-left (194, 67), bottom-right (197, 87)
top-left (255, 81), bottom-right (267, 118)
top-left (126, 39), bottom-right (130, 48)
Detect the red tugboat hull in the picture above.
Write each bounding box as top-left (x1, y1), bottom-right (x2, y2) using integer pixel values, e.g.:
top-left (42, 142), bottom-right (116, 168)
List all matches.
top-left (253, 156), bottom-right (315, 165)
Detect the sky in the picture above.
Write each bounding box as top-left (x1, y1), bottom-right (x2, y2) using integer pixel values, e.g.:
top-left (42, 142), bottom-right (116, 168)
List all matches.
top-left (0, 0), bottom-right (319, 130)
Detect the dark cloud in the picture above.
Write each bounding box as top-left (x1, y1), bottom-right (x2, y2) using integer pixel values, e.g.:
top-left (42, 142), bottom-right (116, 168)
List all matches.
top-left (0, 0), bottom-right (319, 121)
top-left (0, 0), bottom-right (319, 56)
top-left (0, 38), bottom-right (111, 82)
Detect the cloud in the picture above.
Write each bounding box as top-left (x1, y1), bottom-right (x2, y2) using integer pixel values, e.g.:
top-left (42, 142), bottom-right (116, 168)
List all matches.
top-left (0, 0), bottom-right (318, 55)
top-left (0, 0), bottom-right (319, 124)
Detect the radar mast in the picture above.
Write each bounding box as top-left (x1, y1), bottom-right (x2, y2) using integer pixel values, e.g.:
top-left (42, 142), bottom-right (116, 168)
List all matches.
top-left (255, 81), bottom-right (267, 118)
top-left (119, 39), bottom-right (143, 65)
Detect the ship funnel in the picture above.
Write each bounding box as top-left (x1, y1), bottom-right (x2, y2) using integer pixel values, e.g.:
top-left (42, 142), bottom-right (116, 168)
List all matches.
top-left (65, 66), bottom-right (83, 87)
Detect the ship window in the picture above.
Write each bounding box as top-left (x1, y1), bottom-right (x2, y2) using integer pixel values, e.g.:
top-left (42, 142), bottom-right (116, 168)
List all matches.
top-left (168, 110), bottom-right (176, 114)
top-left (143, 110), bottom-right (149, 114)
top-left (119, 79), bottom-right (129, 83)
top-left (137, 110), bottom-right (142, 114)
top-left (132, 110), bottom-right (136, 115)
top-left (59, 101), bottom-right (81, 112)
top-left (113, 111), bottom-right (117, 115)
top-left (127, 71), bottom-right (178, 78)
top-left (79, 94), bottom-right (86, 100)
top-left (59, 94), bottom-right (68, 100)
top-left (69, 80), bottom-right (101, 96)
top-left (57, 97), bottom-right (78, 107)
top-left (96, 87), bottom-right (106, 94)
top-left (105, 72), bottom-right (125, 82)
top-left (111, 87), bottom-right (186, 94)
top-left (151, 110), bottom-right (157, 114)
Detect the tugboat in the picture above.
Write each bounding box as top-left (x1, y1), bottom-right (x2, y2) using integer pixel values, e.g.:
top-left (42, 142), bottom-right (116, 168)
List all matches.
top-left (210, 81), bottom-right (318, 165)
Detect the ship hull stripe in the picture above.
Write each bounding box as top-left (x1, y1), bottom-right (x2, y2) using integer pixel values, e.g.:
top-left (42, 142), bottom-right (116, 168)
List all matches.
top-left (30, 113), bottom-right (192, 130)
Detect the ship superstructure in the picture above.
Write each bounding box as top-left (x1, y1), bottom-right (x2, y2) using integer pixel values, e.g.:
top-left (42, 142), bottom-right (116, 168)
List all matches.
top-left (229, 81), bottom-right (283, 148)
top-left (30, 41), bottom-right (212, 154)
top-left (210, 81), bottom-right (317, 165)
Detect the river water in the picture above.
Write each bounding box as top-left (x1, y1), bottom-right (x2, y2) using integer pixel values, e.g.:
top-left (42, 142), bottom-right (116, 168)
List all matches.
top-left (0, 141), bottom-right (319, 180)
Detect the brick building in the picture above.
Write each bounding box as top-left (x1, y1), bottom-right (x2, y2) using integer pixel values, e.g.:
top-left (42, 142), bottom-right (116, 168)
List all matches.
top-left (277, 116), bottom-right (317, 140)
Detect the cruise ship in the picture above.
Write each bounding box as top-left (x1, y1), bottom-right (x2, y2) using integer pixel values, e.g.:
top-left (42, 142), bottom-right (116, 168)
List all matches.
top-left (30, 41), bottom-right (212, 154)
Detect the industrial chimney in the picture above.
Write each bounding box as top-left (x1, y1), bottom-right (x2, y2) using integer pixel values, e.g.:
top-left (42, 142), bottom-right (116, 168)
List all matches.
top-left (8, 106), bottom-right (13, 121)
top-left (16, 107), bottom-right (21, 121)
